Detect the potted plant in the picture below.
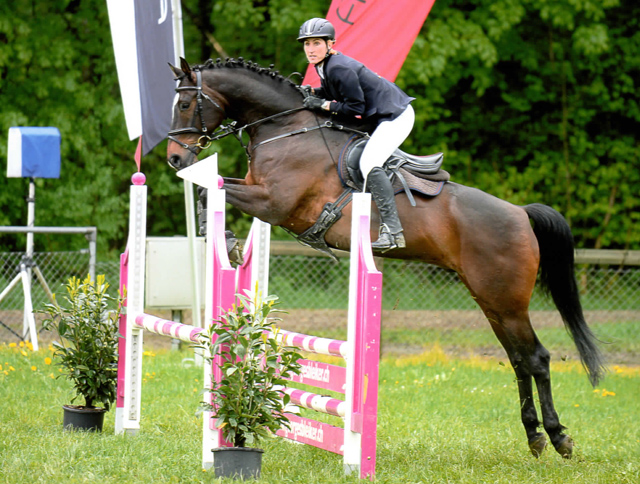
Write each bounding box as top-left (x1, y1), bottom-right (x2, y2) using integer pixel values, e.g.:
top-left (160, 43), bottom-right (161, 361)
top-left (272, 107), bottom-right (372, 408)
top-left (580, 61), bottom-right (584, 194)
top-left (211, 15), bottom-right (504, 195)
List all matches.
top-left (198, 292), bottom-right (302, 480)
top-left (40, 274), bottom-right (122, 432)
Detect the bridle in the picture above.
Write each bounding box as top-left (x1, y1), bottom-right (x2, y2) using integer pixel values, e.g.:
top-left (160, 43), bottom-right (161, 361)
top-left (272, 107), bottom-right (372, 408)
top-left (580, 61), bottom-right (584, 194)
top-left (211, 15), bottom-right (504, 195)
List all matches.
top-left (167, 66), bottom-right (369, 165)
top-left (167, 68), bottom-right (226, 155)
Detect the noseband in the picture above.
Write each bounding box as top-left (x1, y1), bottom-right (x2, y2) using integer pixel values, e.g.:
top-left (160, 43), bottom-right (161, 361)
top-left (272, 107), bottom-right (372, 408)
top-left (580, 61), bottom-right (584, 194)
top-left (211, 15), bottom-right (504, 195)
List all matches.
top-left (167, 68), bottom-right (225, 155)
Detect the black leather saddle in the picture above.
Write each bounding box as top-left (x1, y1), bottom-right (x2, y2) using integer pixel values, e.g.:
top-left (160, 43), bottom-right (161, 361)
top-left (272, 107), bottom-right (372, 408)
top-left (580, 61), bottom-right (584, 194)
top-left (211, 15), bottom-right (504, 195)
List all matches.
top-left (338, 136), bottom-right (450, 204)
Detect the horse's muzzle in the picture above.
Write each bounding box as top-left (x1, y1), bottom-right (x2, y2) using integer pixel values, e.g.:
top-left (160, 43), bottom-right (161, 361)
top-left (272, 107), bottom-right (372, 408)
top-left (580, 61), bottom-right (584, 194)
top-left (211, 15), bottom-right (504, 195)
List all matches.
top-left (167, 148), bottom-right (198, 171)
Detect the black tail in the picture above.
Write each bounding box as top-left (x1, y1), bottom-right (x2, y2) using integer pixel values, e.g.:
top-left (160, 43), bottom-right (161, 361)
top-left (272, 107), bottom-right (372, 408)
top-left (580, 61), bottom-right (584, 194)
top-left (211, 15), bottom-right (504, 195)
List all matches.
top-left (524, 203), bottom-right (607, 386)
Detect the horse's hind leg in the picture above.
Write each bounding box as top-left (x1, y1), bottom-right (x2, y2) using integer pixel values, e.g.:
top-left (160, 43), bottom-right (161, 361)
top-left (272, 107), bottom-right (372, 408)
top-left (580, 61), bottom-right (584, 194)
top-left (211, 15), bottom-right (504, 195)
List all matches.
top-left (453, 200), bottom-right (574, 457)
top-left (528, 336), bottom-right (574, 458)
top-left (484, 320), bottom-right (548, 456)
top-left (484, 312), bottom-right (573, 458)
top-left (459, 251), bottom-right (573, 458)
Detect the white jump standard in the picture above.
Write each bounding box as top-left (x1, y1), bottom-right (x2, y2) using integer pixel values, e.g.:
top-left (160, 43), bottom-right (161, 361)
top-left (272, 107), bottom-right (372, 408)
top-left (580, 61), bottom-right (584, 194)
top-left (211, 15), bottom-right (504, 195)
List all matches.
top-left (116, 154), bottom-right (382, 479)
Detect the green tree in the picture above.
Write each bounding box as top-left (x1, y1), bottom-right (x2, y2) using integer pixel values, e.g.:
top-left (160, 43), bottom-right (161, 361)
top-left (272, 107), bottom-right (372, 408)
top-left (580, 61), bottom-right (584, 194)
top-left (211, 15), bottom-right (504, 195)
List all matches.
top-left (0, 0), bottom-right (186, 255)
top-left (402, 0), bottom-right (639, 248)
top-left (1, 0), bottom-right (638, 255)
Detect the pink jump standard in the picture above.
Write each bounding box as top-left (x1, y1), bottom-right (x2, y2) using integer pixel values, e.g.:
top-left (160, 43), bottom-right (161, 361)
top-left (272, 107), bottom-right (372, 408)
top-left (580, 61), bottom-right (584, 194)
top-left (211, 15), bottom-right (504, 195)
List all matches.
top-left (275, 195), bottom-right (382, 479)
top-left (115, 155), bottom-right (382, 479)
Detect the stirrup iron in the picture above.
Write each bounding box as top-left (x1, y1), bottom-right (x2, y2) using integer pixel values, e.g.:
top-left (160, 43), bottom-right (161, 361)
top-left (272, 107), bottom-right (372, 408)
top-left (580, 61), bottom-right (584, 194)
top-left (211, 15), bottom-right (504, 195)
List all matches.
top-left (371, 224), bottom-right (405, 253)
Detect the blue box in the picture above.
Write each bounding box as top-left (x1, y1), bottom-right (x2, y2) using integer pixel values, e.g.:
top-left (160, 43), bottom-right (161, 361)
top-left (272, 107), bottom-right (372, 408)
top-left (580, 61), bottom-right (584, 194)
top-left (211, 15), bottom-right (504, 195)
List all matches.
top-left (7, 127), bottom-right (61, 179)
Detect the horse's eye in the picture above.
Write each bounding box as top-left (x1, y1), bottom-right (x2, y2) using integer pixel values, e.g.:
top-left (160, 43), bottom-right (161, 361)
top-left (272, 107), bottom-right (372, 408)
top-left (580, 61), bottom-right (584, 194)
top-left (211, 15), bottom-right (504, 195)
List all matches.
top-left (179, 102), bottom-right (190, 110)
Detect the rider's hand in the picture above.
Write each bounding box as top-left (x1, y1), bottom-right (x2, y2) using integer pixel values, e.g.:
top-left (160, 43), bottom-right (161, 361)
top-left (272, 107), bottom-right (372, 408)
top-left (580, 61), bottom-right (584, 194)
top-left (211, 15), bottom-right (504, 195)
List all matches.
top-left (303, 95), bottom-right (328, 111)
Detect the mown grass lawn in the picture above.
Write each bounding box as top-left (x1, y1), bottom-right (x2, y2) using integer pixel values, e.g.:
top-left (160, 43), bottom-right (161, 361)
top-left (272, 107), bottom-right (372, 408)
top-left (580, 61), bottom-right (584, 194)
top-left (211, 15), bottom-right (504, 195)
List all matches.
top-left (1, 342), bottom-right (638, 483)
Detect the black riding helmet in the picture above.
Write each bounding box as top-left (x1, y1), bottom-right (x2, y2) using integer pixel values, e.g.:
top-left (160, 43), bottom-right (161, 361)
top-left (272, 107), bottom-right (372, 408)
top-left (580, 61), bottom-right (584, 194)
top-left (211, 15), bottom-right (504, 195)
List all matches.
top-left (297, 18), bottom-right (336, 42)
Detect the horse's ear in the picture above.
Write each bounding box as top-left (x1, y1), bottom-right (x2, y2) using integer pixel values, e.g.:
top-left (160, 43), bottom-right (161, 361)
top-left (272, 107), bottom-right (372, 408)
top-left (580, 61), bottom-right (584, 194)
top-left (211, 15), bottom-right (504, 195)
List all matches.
top-left (180, 57), bottom-right (192, 77)
top-left (168, 63), bottom-right (183, 79)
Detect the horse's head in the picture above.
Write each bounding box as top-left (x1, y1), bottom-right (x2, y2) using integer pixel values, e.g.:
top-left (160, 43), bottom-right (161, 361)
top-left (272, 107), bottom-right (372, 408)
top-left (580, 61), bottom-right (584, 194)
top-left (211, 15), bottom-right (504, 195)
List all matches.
top-left (167, 58), bottom-right (227, 170)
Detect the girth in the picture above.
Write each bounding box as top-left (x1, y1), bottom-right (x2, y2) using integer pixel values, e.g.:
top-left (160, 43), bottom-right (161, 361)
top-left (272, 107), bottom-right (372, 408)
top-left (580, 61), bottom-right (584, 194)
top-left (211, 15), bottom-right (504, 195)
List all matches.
top-left (292, 188), bottom-right (354, 261)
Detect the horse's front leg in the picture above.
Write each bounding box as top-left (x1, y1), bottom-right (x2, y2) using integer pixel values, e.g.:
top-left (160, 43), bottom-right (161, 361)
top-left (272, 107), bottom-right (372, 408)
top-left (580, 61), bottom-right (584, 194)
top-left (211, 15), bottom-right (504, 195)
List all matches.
top-left (222, 180), bottom-right (289, 225)
top-left (199, 177), bottom-right (293, 227)
top-left (221, 177), bottom-right (247, 186)
top-left (195, 178), bottom-right (281, 264)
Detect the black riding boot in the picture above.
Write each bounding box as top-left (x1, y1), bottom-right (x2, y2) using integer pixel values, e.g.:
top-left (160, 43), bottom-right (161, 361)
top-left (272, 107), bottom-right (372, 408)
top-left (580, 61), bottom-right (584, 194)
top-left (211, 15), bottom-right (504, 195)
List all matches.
top-left (366, 167), bottom-right (406, 252)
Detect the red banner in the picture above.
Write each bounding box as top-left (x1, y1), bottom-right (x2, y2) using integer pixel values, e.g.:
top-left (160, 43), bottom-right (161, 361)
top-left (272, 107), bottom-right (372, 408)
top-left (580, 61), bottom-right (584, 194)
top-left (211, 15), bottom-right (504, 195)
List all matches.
top-left (303, 0), bottom-right (436, 86)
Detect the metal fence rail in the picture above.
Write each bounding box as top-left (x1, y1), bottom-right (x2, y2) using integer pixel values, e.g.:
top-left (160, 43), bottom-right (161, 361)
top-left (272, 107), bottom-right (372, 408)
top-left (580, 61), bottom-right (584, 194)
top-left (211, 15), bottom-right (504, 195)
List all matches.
top-left (267, 254), bottom-right (640, 314)
top-left (1, 248), bottom-right (639, 363)
top-left (0, 251), bottom-right (93, 340)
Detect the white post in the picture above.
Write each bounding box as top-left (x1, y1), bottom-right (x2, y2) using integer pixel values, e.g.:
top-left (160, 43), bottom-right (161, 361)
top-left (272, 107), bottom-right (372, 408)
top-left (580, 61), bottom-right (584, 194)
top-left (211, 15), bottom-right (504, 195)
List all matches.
top-left (0, 274), bottom-right (21, 303)
top-left (171, 0), bottom-right (184, 64)
top-left (87, 229), bottom-right (97, 282)
top-left (21, 179), bottom-right (38, 350)
top-left (25, 179), bottom-right (35, 262)
top-left (121, 180), bottom-right (148, 434)
top-left (185, 184), bottom-right (203, 328)
top-left (20, 264), bottom-right (38, 352)
top-left (173, 0), bottom-right (203, 359)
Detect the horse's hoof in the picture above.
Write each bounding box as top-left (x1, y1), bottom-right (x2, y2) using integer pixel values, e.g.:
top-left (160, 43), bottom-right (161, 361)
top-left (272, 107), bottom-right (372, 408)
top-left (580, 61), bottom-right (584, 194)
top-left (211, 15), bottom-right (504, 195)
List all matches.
top-left (225, 231), bottom-right (244, 265)
top-left (529, 434), bottom-right (547, 458)
top-left (554, 435), bottom-right (573, 459)
top-left (229, 244), bottom-right (244, 265)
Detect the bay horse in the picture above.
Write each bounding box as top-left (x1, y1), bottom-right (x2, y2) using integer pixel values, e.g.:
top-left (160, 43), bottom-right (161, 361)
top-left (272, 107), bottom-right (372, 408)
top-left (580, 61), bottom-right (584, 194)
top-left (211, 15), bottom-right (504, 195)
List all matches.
top-left (166, 57), bottom-right (606, 459)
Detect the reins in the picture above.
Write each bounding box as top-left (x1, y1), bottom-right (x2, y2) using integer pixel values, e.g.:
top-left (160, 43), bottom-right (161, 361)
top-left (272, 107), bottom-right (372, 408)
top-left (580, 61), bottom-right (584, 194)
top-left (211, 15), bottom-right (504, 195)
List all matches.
top-left (168, 66), bottom-right (370, 163)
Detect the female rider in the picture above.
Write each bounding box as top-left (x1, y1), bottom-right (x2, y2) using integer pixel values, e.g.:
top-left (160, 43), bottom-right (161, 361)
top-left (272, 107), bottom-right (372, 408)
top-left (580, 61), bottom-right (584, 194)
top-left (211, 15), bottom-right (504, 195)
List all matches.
top-left (298, 17), bottom-right (415, 252)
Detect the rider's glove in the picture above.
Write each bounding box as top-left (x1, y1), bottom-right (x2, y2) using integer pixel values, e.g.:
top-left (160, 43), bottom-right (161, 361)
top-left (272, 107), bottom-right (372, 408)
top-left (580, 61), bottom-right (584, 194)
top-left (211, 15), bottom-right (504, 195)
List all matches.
top-left (303, 95), bottom-right (328, 111)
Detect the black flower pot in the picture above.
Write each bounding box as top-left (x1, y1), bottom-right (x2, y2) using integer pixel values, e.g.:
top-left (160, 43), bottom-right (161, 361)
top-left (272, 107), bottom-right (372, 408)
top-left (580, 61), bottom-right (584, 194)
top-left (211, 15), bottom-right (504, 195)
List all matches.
top-left (211, 447), bottom-right (264, 480)
top-left (62, 405), bottom-right (107, 432)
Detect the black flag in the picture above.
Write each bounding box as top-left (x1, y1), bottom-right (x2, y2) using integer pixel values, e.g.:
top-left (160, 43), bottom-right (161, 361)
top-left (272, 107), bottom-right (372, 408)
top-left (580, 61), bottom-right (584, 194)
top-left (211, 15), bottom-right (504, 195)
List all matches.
top-left (107, 0), bottom-right (176, 156)
top-left (134, 0), bottom-right (175, 155)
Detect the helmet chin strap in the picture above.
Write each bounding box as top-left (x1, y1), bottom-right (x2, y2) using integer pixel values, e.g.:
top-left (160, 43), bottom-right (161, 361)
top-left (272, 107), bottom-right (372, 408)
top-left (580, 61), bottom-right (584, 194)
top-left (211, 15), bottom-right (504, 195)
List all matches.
top-left (324, 40), bottom-right (335, 59)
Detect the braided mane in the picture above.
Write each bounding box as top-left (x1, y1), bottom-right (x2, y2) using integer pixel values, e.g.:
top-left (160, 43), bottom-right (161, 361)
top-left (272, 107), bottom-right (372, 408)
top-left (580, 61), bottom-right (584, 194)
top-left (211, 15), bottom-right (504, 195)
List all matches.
top-left (197, 57), bottom-right (301, 92)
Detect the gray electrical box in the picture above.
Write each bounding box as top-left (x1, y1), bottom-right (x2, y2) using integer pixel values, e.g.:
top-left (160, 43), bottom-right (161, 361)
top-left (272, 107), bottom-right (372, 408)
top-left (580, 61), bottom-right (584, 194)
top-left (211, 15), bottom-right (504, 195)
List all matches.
top-left (144, 236), bottom-right (206, 309)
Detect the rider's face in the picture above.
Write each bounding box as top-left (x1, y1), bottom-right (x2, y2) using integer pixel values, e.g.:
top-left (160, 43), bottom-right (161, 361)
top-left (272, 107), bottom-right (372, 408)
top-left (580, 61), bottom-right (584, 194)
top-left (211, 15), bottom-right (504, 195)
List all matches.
top-left (304, 38), bottom-right (333, 64)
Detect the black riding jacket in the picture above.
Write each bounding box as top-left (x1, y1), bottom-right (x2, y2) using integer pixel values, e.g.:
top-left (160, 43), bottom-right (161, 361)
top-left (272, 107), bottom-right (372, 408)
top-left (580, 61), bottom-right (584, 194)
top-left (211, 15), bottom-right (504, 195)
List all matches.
top-left (313, 52), bottom-right (414, 124)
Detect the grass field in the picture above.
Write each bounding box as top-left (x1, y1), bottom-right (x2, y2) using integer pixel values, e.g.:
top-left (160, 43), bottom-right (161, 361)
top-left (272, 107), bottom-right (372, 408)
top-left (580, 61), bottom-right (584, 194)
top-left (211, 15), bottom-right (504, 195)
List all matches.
top-left (275, 317), bottom-right (640, 366)
top-left (383, 320), bottom-right (640, 362)
top-left (1, 342), bottom-right (639, 484)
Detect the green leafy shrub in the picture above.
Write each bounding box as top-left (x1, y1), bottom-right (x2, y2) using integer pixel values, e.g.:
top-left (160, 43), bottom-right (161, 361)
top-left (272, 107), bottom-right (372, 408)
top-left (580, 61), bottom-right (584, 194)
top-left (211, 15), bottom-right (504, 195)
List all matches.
top-left (41, 275), bottom-right (122, 410)
top-left (198, 293), bottom-right (302, 447)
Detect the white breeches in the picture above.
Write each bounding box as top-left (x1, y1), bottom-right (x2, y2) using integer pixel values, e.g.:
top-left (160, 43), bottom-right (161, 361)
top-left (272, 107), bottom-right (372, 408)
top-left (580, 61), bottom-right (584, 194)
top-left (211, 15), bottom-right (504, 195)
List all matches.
top-left (360, 104), bottom-right (415, 181)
